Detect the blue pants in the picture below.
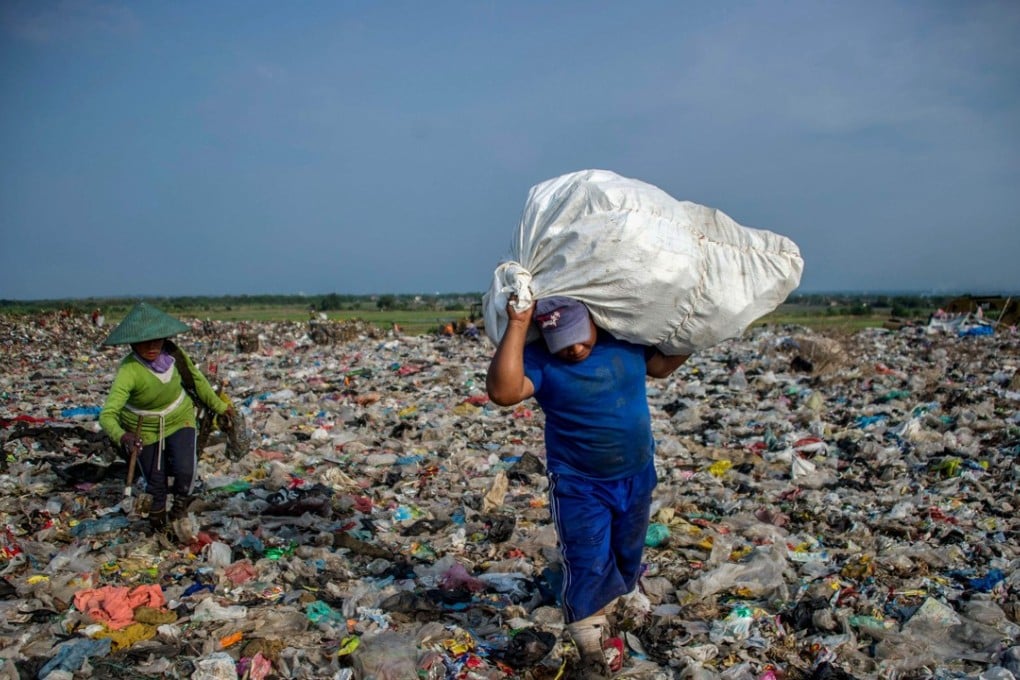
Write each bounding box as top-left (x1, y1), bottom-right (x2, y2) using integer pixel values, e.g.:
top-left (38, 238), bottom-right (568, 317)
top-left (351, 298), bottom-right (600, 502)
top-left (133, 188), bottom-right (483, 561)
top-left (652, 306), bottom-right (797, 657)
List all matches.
top-left (136, 427), bottom-right (197, 512)
top-left (548, 461), bottom-right (656, 623)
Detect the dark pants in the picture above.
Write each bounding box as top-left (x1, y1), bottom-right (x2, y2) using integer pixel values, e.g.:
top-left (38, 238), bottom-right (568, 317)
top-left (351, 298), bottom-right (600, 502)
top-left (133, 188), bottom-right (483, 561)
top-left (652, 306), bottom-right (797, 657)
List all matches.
top-left (135, 427), bottom-right (197, 512)
top-left (548, 460), bottom-right (657, 623)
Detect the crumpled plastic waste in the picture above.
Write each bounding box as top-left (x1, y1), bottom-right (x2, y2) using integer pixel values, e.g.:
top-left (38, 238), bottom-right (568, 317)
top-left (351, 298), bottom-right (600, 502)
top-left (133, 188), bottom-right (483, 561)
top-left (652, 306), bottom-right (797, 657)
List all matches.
top-left (37, 637), bottom-right (112, 678)
top-left (0, 312), bottom-right (1017, 678)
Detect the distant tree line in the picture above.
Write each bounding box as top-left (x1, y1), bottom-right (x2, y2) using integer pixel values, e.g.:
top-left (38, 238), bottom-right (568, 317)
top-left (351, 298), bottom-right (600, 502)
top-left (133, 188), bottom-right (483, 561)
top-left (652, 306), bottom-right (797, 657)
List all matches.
top-left (784, 293), bottom-right (949, 318)
top-left (1, 292), bottom-right (1006, 320)
top-left (0, 293), bottom-right (485, 316)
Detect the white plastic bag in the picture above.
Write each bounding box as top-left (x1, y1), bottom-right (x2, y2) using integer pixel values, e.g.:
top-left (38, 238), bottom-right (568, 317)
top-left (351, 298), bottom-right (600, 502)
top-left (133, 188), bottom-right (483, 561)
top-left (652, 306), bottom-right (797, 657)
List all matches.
top-left (483, 169), bottom-right (803, 355)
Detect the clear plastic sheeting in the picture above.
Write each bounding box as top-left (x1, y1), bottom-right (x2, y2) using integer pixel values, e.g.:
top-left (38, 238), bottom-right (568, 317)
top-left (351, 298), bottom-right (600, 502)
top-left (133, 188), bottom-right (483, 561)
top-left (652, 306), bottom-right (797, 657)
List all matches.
top-left (0, 311), bottom-right (1018, 678)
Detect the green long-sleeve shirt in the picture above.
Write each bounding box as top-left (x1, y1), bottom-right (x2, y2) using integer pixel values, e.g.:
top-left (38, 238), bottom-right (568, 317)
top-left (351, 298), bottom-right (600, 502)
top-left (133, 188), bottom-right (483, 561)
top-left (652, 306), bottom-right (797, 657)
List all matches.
top-left (99, 348), bottom-right (228, 446)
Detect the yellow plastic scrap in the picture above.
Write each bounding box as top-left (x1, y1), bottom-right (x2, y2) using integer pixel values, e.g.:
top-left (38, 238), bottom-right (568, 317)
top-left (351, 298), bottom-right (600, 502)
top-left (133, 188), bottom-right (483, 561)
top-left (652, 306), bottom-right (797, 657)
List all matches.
top-left (893, 589), bottom-right (927, 598)
top-left (938, 458), bottom-right (962, 478)
top-left (840, 555), bottom-right (874, 579)
top-left (552, 666), bottom-right (566, 680)
top-left (26, 575), bottom-right (50, 585)
top-left (729, 546), bottom-right (753, 561)
top-left (552, 654), bottom-right (569, 680)
top-left (697, 536), bottom-right (715, 551)
top-left (442, 633), bottom-right (476, 656)
top-left (115, 556), bottom-right (162, 581)
top-left (708, 460), bottom-right (733, 477)
top-left (452, 402), bottom-right (480, 416)
top-left (336, 635), bottom-right (360, 657)
top-left (398, 406), bottom-right (418, 418)
top-left (677, 521), bottom-right (703, 536)
top-left (94, 622), bottom-right (157, 651)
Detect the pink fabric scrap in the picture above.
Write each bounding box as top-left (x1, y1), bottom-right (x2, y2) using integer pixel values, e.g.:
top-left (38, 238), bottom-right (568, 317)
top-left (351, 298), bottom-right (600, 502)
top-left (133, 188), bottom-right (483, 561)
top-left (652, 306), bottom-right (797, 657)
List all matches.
top-left (73, 584), bottom-right (167, 630)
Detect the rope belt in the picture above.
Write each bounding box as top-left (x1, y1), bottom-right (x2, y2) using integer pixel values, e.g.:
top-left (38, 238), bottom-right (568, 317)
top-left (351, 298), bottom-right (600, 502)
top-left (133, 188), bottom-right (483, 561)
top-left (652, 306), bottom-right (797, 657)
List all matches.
top-left (126, 390), bottom-right (186, 471)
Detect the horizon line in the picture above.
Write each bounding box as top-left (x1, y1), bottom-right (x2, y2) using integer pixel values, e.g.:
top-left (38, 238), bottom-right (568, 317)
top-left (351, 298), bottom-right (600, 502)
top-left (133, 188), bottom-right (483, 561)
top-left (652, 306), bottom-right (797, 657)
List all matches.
top-left (3, 289), bottom-right (1020, 305)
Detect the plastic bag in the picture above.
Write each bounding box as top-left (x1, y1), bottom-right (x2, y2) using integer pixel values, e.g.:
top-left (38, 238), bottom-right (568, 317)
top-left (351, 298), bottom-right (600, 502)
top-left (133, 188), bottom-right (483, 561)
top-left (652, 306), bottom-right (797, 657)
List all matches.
top-left (192, 652), bottom-right (239, 680)
top-left (483, 169), bottom-right (803, 355)
top-left (221, 408), bottom-right (253, 461)
top-left (352, 630), bottom-right (419, 679)
top-left (684, 544), bottom-right (790, 601)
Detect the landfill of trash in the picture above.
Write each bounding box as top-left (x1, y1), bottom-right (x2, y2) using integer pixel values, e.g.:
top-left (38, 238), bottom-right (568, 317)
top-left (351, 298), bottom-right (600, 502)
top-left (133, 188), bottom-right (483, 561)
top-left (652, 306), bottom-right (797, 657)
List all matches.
top-left (1, 311), bottom-right (1018, 680)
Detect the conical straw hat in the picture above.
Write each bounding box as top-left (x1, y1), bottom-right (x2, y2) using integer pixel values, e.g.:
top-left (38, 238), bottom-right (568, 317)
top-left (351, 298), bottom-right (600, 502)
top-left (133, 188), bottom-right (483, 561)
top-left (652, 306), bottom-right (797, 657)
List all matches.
top-left (102, 302), bottom-right (190, 346)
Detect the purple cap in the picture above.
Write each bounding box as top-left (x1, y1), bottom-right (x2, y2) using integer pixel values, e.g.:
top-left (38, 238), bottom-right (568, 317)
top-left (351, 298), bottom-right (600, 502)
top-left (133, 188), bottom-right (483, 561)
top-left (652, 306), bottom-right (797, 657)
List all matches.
top-left (534, 297), bottom-right (591, 353)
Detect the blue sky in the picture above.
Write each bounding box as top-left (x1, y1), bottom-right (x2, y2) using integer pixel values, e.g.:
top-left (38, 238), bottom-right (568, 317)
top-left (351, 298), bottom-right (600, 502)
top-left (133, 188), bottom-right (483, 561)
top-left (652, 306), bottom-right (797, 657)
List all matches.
top-left (2, 1), bottom-right (1018, 299)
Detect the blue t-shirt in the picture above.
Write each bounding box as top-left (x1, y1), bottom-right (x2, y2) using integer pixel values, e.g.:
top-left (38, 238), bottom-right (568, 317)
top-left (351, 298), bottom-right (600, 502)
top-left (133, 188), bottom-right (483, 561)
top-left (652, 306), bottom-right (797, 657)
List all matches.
top-left (523, 330), bottom-right (652, 480)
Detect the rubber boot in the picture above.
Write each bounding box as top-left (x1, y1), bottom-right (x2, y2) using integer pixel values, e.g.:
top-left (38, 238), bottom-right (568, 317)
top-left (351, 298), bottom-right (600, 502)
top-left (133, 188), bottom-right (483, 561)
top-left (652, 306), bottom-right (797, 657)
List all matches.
top-left (149, 510), bottom-right (167, 533)
top-left (169, 497), bottom-right (191, 522)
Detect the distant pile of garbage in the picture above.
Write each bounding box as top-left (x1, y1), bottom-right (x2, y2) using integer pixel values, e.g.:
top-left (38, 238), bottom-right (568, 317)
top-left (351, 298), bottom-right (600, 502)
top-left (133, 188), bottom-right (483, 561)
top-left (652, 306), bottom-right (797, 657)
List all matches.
top-left (0, 312), bottom-right (1017, 679)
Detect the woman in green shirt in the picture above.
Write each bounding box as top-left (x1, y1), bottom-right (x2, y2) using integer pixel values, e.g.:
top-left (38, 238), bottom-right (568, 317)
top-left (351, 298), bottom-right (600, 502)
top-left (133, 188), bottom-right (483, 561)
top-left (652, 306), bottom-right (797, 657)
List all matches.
top-left (99, 302), bottom-right (232, 531)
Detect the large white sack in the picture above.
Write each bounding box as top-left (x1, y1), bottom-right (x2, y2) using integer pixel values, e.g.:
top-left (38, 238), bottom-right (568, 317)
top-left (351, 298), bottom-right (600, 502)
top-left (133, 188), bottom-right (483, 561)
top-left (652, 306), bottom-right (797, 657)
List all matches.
top-left (483, 169), bottom-right (803, 355)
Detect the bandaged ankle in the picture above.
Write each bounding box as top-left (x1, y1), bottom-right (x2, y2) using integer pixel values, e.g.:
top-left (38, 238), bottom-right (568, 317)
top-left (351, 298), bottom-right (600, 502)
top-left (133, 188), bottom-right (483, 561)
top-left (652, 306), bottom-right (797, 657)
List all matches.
top-left (566, 613), bottom-right (609, 653)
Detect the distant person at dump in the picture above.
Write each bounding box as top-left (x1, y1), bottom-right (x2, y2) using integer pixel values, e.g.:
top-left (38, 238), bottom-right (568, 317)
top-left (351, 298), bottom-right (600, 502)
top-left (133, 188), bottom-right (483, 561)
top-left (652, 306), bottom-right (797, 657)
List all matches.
top-left (486, 296), bottom-right (688, 678)
top-left (99, 302), bottom-right (232, 532)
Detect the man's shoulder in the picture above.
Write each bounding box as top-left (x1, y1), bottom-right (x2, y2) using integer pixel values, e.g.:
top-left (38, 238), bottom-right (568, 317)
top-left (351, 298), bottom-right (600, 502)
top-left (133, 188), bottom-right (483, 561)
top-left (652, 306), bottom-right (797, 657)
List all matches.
top-left (596, 331), bottom-right (646, 354)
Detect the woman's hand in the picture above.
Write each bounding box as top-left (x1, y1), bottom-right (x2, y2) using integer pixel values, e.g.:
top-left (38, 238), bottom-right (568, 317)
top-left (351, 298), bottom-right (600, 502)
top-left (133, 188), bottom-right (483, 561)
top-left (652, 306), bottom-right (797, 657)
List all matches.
top-left (120, 432), bottom-right (142, 455)
top-left (217, 406), bottom-right (236, 431)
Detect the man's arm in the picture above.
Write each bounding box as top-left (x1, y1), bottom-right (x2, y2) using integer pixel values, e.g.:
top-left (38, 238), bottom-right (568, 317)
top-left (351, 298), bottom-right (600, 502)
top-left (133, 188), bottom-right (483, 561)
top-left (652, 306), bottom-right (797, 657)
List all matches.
top-left (646, 349), bottom-right (690, 379)
top-left (486, 300), bottom-right (536, 406)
